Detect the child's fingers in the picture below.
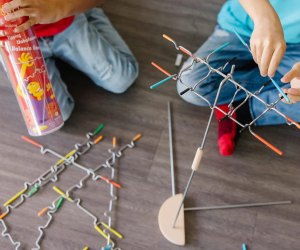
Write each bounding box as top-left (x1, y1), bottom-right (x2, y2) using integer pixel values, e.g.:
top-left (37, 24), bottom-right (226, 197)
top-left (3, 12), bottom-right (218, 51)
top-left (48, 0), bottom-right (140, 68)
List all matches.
top-left (4, 8), bottom-right (35, 23)
top-left (281, 69), bottom-right (295, 83)
top-left (281, 88), bottom-right (300, 103)
top-left (13, 18), bottom-right (36, 33)
top-left (288, 94), bottom-right (300, 103)
top-left (280, 89), bottom-right (295, 104)
top-left (281, 63), bottom-right (300, 83)
top-left (268, 46), bottom-right (285, 78)
top-left (260, 46), bottom-right (274, 77)
top-left (250, 42), bottom-right (257, 64)
top-left (286, 88), bottom-right (300, 96)
top-left (2, 0), bottom-right (29, 13)
top-left (255, 43), bottom-right (264, 69)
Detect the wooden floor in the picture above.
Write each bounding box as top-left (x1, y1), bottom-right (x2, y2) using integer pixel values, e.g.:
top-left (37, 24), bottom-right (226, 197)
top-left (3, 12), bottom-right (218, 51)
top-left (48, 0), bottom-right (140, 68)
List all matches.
top-left (1, 0), bottom-right (300, 249)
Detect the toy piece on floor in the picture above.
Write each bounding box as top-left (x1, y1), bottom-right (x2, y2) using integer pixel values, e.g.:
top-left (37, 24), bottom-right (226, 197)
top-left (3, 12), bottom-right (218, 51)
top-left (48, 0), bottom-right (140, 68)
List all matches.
top-left (0, 124), bottom-right (105, 249)
top-left (103, 245), bottom-right (113, 250)
top-left (103, 137), bottom-right (124, 249)
top-left (155, 103), bottom-right (292, 246)
top-left (22, 136), bottom-right (121, 188)
top-left (185, 200), bottom-right (292, 212)
top-left (31, 134), bottom-right (141, 250)
top-left (242, 243), bottom-right (248, 250)
top-left (158, 102), bottom-right (185, 246)
top-left (0, 124), bottom-right (104, 210)
top-left (0, 125), bottom-right (142, 250)
top-left (175, 54), bottom-right (183, 67)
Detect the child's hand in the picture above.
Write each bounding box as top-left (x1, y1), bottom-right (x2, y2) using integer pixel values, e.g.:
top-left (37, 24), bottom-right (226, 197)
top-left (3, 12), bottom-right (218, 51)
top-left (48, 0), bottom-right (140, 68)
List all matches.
top-left (1, 0), bottom-right (65, 33)
top-left (250, 14), bottom-right (286, 78)
top-left (281, 62), bottom-right (300, 103)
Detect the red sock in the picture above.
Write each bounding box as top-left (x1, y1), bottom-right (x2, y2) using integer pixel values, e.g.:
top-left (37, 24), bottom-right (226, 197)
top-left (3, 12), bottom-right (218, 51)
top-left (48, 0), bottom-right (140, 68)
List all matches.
top-left (215, 105), bottom-right (237, 156)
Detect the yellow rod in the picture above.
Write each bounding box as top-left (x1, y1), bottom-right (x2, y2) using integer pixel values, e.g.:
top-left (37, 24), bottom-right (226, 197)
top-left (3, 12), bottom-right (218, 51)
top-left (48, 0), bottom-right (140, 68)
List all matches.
top-left (101, 222), bottom-right (123, 239)
top-left (94, 225), bottom-right (112, 242)
top-left (55, 149), bottom-right (77, 166)
top-left (52, 186), bottom-right (73, 202)
top-left (4, 187), bottom-right (27, 207)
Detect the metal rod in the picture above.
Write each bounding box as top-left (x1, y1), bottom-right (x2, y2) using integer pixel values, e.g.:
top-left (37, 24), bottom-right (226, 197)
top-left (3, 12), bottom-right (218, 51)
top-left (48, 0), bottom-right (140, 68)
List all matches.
top-left (184, 201), bottom-right (292, 211)
top-left (172, 75), bottom-right (232, 228)
top-left (156, 37), bottom-right (300, 152)
top-left (168, 102), bottom-right (176, 196)
top-left (172, 170), bottom-right (195, 228)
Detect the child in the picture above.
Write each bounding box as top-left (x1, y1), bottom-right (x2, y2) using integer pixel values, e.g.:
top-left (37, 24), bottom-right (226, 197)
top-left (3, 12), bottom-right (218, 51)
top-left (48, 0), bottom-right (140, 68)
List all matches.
top-left (0, 0), bottom-right (139, 121)
top-left (177, 0), bottom-right (300, 156)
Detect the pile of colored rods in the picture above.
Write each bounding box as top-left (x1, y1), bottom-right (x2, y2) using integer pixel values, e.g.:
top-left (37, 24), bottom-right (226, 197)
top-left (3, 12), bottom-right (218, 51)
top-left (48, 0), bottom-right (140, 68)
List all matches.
top-left (0, 124), bottom-right (142, 250)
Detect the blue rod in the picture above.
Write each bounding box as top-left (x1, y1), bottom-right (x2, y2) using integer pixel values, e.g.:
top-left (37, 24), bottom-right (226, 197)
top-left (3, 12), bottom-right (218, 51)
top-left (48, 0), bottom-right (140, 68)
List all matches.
top-left (270, 78), bottom-right (291, 103)
top-left (150, 74), bottom-right (176, 89)
top-left (233, 29), bottom-right (249, 48)
top-left (211, 42), bottom-right (230, 54)
top-left (242, 243), bottom-right (248, 250)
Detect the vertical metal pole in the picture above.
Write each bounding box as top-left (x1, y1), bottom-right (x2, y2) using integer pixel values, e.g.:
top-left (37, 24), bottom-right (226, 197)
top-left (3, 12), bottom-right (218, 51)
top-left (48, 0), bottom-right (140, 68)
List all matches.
top-left (172, 76), bottom-right (231, 227)
top-left (168, 102), bottom-right (176, 196)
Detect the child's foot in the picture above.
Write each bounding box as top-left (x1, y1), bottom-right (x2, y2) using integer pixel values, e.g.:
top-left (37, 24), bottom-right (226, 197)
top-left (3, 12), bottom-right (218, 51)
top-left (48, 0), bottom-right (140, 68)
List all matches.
top-left (215, 105), bottom-right (237, 156)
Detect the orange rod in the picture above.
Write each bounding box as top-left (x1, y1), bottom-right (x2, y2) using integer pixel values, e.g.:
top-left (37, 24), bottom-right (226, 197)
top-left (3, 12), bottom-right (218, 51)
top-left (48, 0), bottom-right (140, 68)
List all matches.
top-left (179, 47), bottom-right (192, 57)
top-left (21, 136), bottom-right (43, 148)
top-left (93, 135), bottom-right (104, 144)
top-left (112, 137), bottom-right (117, 148)
top-left (151, 62), bottom-right (171, 77)
top-left (100, 176), bottom-right (121, 188)
top-left (132, 133), bottom-right (142, 142)
top-left (162, 34), bottom-right (175, 43)
top-left (0, 212), bottom-right (8, 220)
top-left (38, 207), bottom-right (48, 217)
top-left (252, 132), bottom-right (283, 156)
top-left (286, 116), bottom-right (300, 130)
top-left (108, 180), bottom-right (121, 189)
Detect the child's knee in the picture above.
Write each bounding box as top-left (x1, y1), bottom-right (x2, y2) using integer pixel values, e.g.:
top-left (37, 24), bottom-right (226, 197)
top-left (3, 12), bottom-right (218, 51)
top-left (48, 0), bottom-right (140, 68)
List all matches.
top-left (103, 60), bottom-right (139, 94)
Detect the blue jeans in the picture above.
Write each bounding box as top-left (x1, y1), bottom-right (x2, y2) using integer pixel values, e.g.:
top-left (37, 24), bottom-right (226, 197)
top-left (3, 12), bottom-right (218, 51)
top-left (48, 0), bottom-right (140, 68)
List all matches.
top-left (38, 8), bottom-right (139, 121)
top-left (177, 26), bottom-right (300, 126)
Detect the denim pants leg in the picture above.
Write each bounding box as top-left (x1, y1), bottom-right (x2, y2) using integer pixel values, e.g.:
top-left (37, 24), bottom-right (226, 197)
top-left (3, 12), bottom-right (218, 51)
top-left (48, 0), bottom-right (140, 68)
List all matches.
top-left (38, 8), bottom-right (138, 121)
top-left (51, 8), bottom-right (139, 94)
top-left (177, 26), bottom-right (300, 126)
